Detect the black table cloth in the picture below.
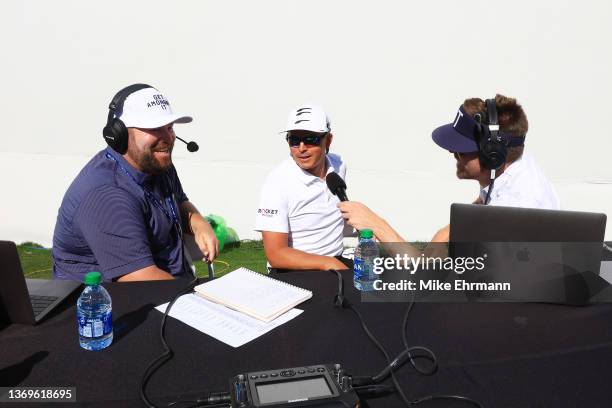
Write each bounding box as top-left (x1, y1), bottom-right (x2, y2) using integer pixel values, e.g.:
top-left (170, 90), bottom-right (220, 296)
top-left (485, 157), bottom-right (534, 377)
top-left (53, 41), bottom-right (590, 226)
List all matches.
top-left (2, 270), bottom-right (612, 407)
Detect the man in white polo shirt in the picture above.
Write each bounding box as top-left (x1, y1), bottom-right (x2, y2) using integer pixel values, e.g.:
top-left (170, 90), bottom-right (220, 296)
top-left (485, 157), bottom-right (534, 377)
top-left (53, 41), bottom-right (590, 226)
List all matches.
top-left (255, 104), bottom-right (351, 271)
top-left (338, 94), bottom-right (560, 243)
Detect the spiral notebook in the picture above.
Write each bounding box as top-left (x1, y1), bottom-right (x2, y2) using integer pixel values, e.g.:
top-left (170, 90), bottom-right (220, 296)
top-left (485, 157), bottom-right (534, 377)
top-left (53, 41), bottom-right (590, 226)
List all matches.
top-left (194, 268), bottom-right (313, 322)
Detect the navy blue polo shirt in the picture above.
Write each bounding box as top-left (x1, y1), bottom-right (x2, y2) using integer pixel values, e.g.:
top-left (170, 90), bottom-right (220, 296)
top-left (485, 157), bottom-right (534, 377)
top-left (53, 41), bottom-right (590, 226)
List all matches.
top-left (52, 148), bottom-right (190, 282)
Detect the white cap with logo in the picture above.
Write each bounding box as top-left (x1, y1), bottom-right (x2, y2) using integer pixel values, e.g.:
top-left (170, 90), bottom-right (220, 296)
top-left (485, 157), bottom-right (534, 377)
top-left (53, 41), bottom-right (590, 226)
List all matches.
top-left (283, 104), bottom-right (331, 133)
top-left (119, 87), bottom-right (192, 129)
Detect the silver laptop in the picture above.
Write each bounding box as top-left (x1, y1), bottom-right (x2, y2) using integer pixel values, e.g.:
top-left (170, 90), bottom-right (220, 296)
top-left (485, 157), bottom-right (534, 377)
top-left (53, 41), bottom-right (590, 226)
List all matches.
top-left (449, 204), bottom-right (609, 304)
top-left (0, 240), bottom-right (81, 324)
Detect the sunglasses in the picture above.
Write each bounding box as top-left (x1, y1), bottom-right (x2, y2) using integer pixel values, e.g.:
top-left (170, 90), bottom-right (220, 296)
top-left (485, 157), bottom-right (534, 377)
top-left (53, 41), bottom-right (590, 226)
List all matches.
top-left (286, 133), bottom-right (327, 147)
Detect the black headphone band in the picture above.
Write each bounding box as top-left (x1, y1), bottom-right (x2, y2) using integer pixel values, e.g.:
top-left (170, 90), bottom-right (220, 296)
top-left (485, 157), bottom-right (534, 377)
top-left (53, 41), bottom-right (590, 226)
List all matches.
top-left (485, 98), bottom-right (498, 127)
top-left (103, 83), bottom-right (153, 154)
top-left (107, 83), bottom-right (153, 119)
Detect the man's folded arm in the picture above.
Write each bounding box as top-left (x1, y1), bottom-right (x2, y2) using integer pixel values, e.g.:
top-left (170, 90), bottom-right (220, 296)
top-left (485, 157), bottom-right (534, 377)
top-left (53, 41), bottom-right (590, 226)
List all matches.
top-left (117, 265), bottom-right (175, 282)
top-left (262, 231), bottom-right (348, 271)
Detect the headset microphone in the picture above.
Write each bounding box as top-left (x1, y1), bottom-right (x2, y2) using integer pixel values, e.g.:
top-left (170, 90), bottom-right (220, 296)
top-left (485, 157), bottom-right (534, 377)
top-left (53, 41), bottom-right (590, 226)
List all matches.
top-left (326, 172), bottom-right (348, 202)
top-left (176, 136), bottom-right (199, 152)
top-left (103, 83), bottom-right (197, 155)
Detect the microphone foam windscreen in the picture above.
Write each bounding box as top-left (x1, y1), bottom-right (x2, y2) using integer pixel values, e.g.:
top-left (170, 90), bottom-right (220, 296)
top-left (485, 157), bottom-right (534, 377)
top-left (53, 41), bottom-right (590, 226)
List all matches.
top-left (326, 172), bottom-right (347, 194)
top-left (187, 142), bottom-right (199, 152)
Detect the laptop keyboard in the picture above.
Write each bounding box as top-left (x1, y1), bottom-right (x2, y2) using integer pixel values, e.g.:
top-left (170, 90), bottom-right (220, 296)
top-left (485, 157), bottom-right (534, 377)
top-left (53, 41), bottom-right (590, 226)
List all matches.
top-left (30, 295), bottom-right (59, 316)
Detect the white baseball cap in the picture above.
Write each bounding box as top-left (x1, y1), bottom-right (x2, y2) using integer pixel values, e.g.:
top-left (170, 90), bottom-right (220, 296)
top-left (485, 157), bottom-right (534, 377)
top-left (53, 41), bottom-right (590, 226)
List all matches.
top-left (283, 104), bottom-right (331, 133)
top-left (119, 87), bottom-right (192, 129)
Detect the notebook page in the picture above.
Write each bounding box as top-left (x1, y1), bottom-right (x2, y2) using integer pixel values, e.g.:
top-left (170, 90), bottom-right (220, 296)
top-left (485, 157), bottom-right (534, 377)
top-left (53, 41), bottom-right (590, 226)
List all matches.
top-left (155, 294), bottom-right (303, 348)
top-left (194, 267), bottom-right (312, 321)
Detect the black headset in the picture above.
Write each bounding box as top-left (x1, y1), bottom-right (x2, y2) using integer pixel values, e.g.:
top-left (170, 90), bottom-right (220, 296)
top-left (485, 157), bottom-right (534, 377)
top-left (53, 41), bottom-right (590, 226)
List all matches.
top-left (474, 98), bottom-right (507, 171)
top-left (102, 83), bottom-right (153, 154)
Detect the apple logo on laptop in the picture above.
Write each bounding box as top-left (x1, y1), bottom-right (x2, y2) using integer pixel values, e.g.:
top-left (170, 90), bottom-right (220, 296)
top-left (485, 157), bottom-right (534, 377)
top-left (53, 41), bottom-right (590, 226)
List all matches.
top-left (516, 248), bottom-right (531, 262)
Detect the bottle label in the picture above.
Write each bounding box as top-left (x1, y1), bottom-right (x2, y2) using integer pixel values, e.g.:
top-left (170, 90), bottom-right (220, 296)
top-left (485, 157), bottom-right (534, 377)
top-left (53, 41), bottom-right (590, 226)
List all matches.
top-left (77, 310), bottom-right (113, 338)
top-left (354, 258), bottom-right (365, 279)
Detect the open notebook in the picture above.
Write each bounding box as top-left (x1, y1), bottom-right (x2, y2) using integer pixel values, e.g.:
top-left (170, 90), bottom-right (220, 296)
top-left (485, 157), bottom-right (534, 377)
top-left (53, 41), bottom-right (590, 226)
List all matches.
top-left (194, 268), bottom-right (312, 322)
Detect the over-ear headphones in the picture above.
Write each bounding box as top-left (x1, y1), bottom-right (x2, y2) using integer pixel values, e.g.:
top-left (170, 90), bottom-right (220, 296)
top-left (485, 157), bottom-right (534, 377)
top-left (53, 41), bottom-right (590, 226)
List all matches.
top-left (102, 83), bottom-right (153, 154)
top-left (474, 98), bottom-right (507, 170)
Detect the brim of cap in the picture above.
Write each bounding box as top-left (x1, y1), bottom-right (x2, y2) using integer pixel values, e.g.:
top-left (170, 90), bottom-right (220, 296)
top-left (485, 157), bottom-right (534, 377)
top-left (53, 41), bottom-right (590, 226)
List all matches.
top-left (124, 115), bottom-right (193, 129)
top-left (282, 126), bottom-right (329, 133)
top-left (431, 124), bottom-right (479, 153)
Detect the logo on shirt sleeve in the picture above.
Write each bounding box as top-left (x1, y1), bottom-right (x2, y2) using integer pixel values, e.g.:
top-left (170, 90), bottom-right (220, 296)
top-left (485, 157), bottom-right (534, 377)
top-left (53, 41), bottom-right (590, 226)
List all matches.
top-left (258, 208), bottom-right (279, 217)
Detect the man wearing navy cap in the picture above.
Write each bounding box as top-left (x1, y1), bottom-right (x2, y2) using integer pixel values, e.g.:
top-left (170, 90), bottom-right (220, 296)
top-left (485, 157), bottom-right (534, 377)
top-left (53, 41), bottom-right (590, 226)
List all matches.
top-left (52, 84), bottom-right (219, 282)
top-left (339, 94), bottom-right (559, 243)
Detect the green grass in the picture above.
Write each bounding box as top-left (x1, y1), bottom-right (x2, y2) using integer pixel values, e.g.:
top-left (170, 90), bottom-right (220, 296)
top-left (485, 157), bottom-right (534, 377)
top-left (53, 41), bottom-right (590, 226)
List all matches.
top-left (18, 242), bottom-right (53, 279)
top-left (193, 240), bottom-right (267, 276)
top-left (17, 240), bottom-right (268, 280)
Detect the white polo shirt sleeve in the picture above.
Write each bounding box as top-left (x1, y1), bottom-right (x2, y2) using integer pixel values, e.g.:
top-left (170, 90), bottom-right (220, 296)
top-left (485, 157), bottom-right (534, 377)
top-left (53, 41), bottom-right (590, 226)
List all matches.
top-left (255, 176), bottom-right (289, 233)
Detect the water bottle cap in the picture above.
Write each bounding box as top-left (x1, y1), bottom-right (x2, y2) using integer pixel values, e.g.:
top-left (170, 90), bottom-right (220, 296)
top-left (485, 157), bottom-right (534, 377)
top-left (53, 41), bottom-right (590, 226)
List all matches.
top-left (359, 229), bottom-right (374, 239)
top-left (84, 271), bottom-right (102, 285)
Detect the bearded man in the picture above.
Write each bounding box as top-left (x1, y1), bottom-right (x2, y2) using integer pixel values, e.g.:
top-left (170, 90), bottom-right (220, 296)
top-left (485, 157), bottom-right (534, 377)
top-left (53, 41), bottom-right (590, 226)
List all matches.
top-left (52, 84), bottom-right (218, 282)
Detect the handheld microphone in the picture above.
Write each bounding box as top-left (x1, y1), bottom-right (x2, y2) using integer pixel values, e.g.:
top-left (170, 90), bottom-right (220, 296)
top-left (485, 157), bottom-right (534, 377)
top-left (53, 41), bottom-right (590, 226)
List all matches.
top-left (176, 136), bottom-right (199, 152)
top-left (326, 172), bottom-right (349, 202)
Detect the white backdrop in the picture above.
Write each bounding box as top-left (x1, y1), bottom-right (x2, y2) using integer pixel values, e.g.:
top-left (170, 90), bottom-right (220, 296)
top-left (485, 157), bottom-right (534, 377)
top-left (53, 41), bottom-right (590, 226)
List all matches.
top-left (1, 0), bottom-right (611, 246)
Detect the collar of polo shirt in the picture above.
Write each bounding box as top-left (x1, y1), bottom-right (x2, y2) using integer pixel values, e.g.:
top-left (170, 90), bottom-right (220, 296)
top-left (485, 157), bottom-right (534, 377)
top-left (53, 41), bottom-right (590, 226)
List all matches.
top-left (292, 156), bottom-right (338, 184)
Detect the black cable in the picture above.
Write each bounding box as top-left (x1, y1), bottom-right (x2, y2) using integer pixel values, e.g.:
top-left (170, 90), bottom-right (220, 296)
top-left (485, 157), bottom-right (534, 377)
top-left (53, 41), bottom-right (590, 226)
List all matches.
top-left (411, 394), bottom-right (485, 405)
top-left (346, 302), bottom-right (413, 406)
top-left (398, 290), bottom-right (483, 407)
top-left (330, 270), bottom-right (483, 407)
top-left (140, 261), bottom-right (215, 408)
top-left (400, 293), bottom-right (437, 376)
top-left (167, 401), bottom-right (192, 407)
top-left (351, 288), bottom-right (436, 387)
top-left (166, 391), bottom-right (231, 407)
top-left (353, 384), bottom-right (395, 398)
top-left (484, 172), bottom-right (496, 205)
top-left (140, 274), bottom-right (198, 408)
top-left (370, 346), bottom-right (437, 383)
top-left (327, 270), bottom-right (412, 404)
top-left (167, 400), bottom-right (229, 408)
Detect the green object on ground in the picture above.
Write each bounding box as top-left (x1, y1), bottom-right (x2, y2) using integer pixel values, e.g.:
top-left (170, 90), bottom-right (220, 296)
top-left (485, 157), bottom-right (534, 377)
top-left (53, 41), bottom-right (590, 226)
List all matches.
top-left (205, 214), bottom-right (232, 252)
top-left (226, 227), bottom-right (239, 245)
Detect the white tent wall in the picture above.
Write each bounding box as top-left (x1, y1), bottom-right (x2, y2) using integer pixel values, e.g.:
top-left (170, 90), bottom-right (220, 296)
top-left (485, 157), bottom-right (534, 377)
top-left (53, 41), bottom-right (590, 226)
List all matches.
top-left (1, 0), bottom-right (611, 246)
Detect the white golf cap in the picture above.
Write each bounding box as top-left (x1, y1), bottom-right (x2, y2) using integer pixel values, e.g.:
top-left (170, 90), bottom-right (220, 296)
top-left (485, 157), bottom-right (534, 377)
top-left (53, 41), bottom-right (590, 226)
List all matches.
top-left (119, 87), bottom-right (192, 129)
top-left (283, 104), bottom-right (331, 133)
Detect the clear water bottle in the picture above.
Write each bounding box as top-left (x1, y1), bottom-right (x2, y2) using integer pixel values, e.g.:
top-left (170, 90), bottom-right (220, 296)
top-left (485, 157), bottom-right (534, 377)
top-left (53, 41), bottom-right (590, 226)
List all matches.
top-left (354, 229), bottom-right (379, 291)
top-left (77, 271), bottom-right (113, 351)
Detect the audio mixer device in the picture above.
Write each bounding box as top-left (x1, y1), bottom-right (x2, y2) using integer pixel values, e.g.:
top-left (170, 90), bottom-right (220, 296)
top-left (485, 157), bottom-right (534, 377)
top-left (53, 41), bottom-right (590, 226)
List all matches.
top-left (229, 364), bottom-right (359, 408)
